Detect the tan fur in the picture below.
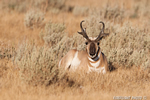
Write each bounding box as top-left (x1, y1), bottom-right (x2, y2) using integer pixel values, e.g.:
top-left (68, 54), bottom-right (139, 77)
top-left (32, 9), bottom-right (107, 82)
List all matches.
top-left (59, 48), bottom-right (109, 73)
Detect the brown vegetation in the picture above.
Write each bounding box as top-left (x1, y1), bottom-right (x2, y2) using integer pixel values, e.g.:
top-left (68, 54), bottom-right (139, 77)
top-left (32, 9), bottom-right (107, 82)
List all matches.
top-left (0, 0), bottom-right (150, 100)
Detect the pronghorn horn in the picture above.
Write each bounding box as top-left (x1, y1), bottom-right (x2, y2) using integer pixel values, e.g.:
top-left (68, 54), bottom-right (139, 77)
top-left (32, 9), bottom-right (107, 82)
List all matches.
top-left (95, 21), bottom-right (109, 41)
top-left (78, 20), bottom-right (90, 41)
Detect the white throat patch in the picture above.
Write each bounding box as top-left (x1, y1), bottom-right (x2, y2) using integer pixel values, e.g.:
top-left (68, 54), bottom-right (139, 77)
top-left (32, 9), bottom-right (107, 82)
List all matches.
top-left (90, 60), bottom-right (100, 68)
top-left (88, 50), bottom-right (104, 73)
top-left (88, 65), bottom-right (106, 74)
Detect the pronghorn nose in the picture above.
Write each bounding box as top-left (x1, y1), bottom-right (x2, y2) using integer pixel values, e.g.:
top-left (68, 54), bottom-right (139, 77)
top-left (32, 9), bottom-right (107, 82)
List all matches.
top-left (90, 52), bottom-right (95, 56)
top-left (89, 43), bottom-right (96, 56)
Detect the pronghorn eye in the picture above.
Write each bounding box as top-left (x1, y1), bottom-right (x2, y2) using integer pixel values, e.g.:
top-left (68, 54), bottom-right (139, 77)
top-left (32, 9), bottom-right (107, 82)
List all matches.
top-left (97, 42), bottom-right (99, 45)
top-left (85, 42), bottom-right (88, 45)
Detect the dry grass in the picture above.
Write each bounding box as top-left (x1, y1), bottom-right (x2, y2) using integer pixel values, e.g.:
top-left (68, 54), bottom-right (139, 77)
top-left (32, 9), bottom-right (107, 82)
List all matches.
top-left (0, 0), bottom-right (150, 100)
top-left (0, 64), bottom-right (150, 100)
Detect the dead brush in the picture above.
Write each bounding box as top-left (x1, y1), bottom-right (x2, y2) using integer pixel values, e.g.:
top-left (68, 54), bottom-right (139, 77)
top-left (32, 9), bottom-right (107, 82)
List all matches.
top-left (0, 0), bottom-right (27, 13)
top-left (102, 21), bottom-right (150, 69)
top-left (129, 0), bottom-right (150, 18)
top-left (0, 0), bottom-right (67, 13)
top-left (24, 9), bottom-right (44, 29)
top-left (73, 6), bottom-right (89, 16)
top-left (40, 21), bottom-right (66, 46)
top-left (0, 41), bottom-right (15, 60)
top-left (14, 41), bottom-right (67, 86)
top-left (92, 5), bottom-right (125, 23)
top-left (14, 21), bottom-right (83, 86)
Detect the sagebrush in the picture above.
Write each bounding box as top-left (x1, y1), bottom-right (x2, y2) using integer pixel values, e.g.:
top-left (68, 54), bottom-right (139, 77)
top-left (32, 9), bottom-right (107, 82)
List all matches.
top-left (24, 9), bottom-right (44, 29)
top-left (14, 2), bottom-right (150, 86)
top-left (15, 18), bottom-right (150, 86)
top-left (0, 0), bottom-right (68, 13)
top-left (83, 16), bottom-right (150, 69)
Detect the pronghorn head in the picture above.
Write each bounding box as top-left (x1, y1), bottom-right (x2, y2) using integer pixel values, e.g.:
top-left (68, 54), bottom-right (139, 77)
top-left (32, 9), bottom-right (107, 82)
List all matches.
top-left (78, 20), bottom-right (109, 59)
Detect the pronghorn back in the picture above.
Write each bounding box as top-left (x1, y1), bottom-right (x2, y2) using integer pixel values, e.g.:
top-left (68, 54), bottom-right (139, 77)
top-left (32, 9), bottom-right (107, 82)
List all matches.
top-left (59, 20), bottom-right (110, 73)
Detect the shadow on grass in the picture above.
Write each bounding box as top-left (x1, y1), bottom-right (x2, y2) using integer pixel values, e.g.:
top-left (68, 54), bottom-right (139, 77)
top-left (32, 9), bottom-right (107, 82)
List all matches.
top-left (109, 62), bottom-right (117, 72)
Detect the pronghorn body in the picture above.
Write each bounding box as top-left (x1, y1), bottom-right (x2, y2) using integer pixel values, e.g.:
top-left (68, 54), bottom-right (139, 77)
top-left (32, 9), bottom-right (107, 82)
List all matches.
top-left (59, 20), bottom-right (109, 73)
top-left (59, 45), bottom-right (109, 73)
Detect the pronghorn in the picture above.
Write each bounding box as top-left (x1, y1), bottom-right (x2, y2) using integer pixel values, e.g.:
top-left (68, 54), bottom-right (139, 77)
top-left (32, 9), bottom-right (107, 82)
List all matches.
top-left (59, 20), bottom-right (109, 73)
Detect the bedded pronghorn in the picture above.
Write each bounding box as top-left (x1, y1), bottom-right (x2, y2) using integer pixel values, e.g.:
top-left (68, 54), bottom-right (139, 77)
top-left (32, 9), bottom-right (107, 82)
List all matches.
top-left (59, 20), bottom-right (109, 73)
